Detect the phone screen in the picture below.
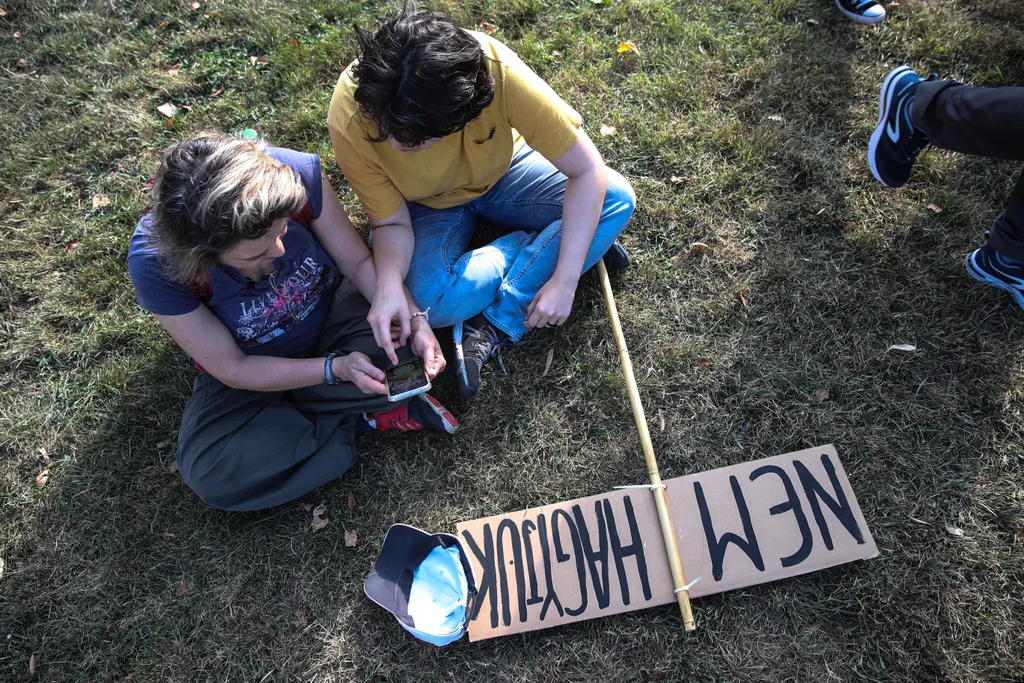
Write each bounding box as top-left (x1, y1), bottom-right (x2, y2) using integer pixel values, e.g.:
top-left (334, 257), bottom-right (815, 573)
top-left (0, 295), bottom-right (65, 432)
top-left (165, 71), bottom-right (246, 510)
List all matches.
top-left (386, 359), bottom-right (429, 397)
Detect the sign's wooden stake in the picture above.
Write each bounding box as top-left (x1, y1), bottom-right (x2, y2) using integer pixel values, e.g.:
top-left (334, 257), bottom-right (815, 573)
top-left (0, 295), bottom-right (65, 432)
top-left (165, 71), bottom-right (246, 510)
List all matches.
top-left (596, 259), bottom-right (696, 631)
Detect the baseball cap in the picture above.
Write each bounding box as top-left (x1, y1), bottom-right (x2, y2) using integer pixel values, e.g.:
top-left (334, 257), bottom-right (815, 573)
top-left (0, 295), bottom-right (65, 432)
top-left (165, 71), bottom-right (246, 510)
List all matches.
top-left (365, 524), bottom-right (478, 646)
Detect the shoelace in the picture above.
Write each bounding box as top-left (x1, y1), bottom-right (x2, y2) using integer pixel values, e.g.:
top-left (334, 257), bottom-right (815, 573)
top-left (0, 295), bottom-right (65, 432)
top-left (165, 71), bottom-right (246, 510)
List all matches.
top-left (466, 320), bottom-right (516, 375)
top-left (371, 407), bottom-right (423, 432)
top-left (388, 418), bottom-right (422, 431)
top-left (897, 73), bottom-right (940, 161)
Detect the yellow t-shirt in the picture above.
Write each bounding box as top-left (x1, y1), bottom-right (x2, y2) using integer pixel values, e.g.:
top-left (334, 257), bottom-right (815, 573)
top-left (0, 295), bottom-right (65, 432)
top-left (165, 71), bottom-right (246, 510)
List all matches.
top-left (326, 31), bottom-right (583, 220)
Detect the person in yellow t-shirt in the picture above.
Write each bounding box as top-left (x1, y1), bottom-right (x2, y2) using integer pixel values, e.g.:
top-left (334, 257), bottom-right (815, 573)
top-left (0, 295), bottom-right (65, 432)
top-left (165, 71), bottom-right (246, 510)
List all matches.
top-left (327, 2), bottom-right (636, 399)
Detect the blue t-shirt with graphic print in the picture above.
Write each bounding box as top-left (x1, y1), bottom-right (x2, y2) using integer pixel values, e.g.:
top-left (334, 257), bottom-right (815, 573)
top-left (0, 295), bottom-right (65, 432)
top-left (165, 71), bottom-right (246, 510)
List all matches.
top-left (127, 147), bottom-right (338, 358)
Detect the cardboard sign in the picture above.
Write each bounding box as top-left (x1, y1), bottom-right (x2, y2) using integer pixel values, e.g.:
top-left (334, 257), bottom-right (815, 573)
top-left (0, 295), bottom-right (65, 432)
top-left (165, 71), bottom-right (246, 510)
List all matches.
top-left (456, 445), bottom-right (877, 641)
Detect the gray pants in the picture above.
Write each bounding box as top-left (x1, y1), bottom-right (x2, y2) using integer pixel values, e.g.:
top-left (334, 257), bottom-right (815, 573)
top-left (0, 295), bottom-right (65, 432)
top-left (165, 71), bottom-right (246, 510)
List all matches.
top-left (176, 281), bottom-right (410, 512)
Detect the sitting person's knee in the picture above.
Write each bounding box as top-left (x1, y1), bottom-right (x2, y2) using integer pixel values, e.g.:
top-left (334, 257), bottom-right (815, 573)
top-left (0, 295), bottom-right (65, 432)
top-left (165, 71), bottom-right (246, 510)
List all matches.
top-left (405, 264), bottom-right (449, 312)
top-left (606, 169), bottom-right (637, 216)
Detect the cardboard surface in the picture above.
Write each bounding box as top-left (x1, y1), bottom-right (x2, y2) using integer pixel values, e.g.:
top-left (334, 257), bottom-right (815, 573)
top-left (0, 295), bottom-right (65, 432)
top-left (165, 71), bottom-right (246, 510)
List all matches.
top-left (456, 445), bottom-right (877, 641)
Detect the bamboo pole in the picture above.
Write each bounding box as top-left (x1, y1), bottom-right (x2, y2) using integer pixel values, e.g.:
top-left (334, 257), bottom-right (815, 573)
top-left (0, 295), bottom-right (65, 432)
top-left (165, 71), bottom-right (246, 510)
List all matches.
top-left (596, 259), bottom-right (696, 632)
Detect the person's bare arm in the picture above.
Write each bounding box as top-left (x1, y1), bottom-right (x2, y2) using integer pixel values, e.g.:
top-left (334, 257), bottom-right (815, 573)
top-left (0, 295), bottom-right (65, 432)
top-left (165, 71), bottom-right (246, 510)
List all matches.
top-left (155, 305), bottom-right (386, 394)
top-left (525, 129), bottom-right (608, 329)
top-left (366, 204), bottom-right (415, 364)
top-left (309, 174), bottom-right (378, 303)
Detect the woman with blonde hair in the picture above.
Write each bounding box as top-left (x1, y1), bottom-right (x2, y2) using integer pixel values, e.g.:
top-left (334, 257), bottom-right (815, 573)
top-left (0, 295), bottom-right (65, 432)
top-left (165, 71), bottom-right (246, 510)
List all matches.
top-left (128, 130), bottom-right (456, 511)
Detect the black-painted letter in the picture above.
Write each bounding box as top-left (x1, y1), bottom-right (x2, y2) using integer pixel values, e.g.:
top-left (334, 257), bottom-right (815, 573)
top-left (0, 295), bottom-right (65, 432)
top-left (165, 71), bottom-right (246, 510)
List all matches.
top-left (694, 477), bottom-right (765, 581)
top-left (496, 519), bottom-right (528, 626)
top-left (521, 519), bottom-right (543, 606)
top-left (603, 496), bottom-right (652, 605)
top-left (552, 508), bottom-right (588, 616)
top-left (572, 502), bottom-right (612, 609)
top-left (461, 525), bottom-right (498, 628)
top-left (536, 514), bottom-right (564, 621)
top-left (794, 454), bottom-right (865, 549)
top-left (750, 465), bottom-right (812, 567)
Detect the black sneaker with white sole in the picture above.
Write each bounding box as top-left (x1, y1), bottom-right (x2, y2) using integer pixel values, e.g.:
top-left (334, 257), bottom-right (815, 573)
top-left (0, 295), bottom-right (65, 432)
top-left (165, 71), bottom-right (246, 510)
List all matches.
top-left (835, 0), bottom-right (886, 23)
top-left (965, 243), bottom-right (1024, 311)
top-left (603, 241), bottom-right (631, 272)
top-left (868, 66), bottom-right (932, 188)
top-left (453, 313), bottom-right (515, 399)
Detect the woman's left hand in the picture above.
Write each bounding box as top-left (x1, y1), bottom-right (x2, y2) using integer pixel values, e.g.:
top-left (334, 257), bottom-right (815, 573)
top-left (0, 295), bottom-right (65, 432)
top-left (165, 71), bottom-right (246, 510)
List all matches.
top-left (409, 318), bottom-right (446, 379)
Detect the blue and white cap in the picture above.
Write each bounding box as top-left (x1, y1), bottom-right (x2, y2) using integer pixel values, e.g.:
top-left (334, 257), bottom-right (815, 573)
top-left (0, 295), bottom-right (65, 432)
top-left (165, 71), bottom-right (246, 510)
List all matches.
top-left (365, 524), bottom-right (478, 646)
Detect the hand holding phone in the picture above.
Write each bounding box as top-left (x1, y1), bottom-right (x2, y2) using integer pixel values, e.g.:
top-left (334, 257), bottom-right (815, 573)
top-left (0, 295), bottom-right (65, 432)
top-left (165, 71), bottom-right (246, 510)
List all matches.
top-left (385, 358), bottom-right (432, 402)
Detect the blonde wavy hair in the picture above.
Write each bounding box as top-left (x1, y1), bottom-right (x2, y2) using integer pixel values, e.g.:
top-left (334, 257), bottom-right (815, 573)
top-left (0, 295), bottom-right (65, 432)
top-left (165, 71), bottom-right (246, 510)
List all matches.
top-left (150, 130), bottom-right (308, 284)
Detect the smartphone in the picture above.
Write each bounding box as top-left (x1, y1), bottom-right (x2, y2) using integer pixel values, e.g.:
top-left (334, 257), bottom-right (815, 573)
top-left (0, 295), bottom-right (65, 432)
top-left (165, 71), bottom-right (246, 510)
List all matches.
top-left (385, 358), bottom-right (432, 402)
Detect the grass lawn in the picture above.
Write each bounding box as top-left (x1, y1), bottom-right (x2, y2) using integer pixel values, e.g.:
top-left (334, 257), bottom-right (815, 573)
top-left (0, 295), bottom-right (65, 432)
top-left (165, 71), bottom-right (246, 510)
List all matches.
top-left (2, 0), bottom-right (1024, 680)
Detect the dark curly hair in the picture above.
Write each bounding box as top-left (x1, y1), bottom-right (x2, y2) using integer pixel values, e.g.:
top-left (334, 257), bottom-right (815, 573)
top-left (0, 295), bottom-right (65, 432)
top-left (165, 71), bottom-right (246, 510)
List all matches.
top-left (352, 2), bottom-right (495, 147)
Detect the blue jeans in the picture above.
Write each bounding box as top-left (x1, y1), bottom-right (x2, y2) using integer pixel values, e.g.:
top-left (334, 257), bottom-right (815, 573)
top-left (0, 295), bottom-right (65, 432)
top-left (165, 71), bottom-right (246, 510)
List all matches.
top-left (404, 146), bottom-right (636, 341)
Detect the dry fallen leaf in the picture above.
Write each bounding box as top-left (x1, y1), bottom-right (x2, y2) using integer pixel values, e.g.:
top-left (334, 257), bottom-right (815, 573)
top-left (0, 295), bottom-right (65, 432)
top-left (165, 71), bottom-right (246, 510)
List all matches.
top-left (347, 492), bottom-right (356, 511)
top-left (248, 55), bottom-right (258, 66)
top-left (946, 525), bottom-right (964, 537)
top-left (210, 87), bottom-right (223, 97)
top-left (167, 65), bottom-right (180, 76)
top-left (888, 344), bottom-right (917, 352)
top-left (0, 9), bottom-right (7, 17)
top-left (293, 609), bottom-right (308, 628)
top-left (927, 203), bottom-right (943, 214)
top-left (599, 124), bottom-right (618, 138)
top-left (736, 291), bottom-right (749, 308)
top-left (29, 653), bottom-right (36, 678)
top-left (689, 242), bottom-right (709, 252)
top-left (814, 388), bottom-right (830, 401)
top-left (93, 193), bottom-right (111, 208)
top-left (658, 410), bottom-right (665, 433)
top-left (297, 502), bottom-right (313, 512)
top-left (478, 21), bottom-right (498, 35)
top-left (162, 119), bottom-right (175, 130)
top-left (886, 1), bottom-right (900, 9)
top-left (287, 37), bottom-right (299, 46)
top-left (13, 31), bottom-right (21, 38)
top-left (175, 578), bottom-right (189, 597)
top-left (190, 1), bottom-right (202, 9)
top-left (38, 447), bottom-right (51, 468)
top-left (156, 440), bottom-right (170, 449)
top-left (35, 469), bottom-right (50, 488)
top-left (698, 44), bottom-right (706, 55)
top-left (310, 502), bottom-right (329, 531)
top-left (806, 18), bottom-right (820, 25)
top-left (16, 58), bottom-right (26, 68)
top-left (670, 174), bottom-right (692, 185)
top-left (542, 348), bottom-right (554, 377)
top-left (617, 41), bottom-right (641, 56)
top-left (166, 460), bottom-right (179, 474)
top-left (550, 50), bottom-right (562, 58)
top-left (258, 55), bottom-right (270, 66)
top-left (0, 556), bottom-right (5, 581)
top-left (156, 102), bottom-right (178, 118)
top-left (767, 113), bottom-right (784, 122)
top-left (344, 530), bottom-right (358, 547)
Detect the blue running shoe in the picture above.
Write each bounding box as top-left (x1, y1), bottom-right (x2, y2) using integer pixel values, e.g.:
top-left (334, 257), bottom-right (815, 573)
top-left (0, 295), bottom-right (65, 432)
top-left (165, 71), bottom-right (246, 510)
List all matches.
top-left (868, 66), bottom-right (931, 188)
top-left (965, 244), bottom-right (1024, 310)
top-left (835, 0), bottom-right (886, 23)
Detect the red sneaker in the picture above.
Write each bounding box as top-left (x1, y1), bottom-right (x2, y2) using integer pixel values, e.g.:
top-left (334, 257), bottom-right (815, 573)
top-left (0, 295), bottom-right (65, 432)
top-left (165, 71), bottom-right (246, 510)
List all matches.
top-left (368, 394), bottom-right (459, 435)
